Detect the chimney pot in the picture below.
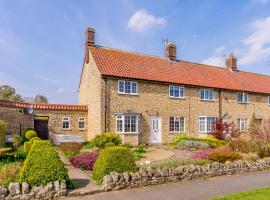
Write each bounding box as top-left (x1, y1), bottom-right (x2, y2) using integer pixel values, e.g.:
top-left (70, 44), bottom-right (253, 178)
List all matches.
top-left (165, 42), bottom-right (177, 61)
top-left (226, 53), bottom-right (237, 71)
top-left (85, 27), bottom-right (95, 46)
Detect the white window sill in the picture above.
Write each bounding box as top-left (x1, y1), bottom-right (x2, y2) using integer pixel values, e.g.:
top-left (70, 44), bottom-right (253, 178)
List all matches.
top-left (79, 129), bottom-right (86, 131)
top-left (118, 92), bottom-right (138, 96)
top-left (116, 132), bottom-right (139, 135)
top-left (237, 102), bottom-right (248, 104)
top-left (62, 128), bottom-right (71, 131)
top-left (169, 96), bottom-right (185, 99)
top-left (200, 99), bottom-right (214, 102)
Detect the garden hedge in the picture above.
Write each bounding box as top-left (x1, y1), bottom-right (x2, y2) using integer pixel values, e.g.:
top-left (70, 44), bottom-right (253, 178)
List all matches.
top-left (0, 120), bottom-right (7, 147)
top-left (25, 130), bottom-right (37, 140)
top-left (20, 140), bottom-right (69, 186)
top-left (91, 132), bottom-right (122, 149)
top-left (93, 146), bottom-right (137, 184)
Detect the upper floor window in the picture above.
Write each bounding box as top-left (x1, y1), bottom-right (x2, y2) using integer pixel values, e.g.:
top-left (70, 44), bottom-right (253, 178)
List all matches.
top-left (268, 96), bottom-right (270, 105)
top-left (237, 118), bottom-right (248, 132)
top-left (198, 116), bottom-right (216, 133)
top-left (78, 117), bottom-right (85, 130)
top-left (169, 85), bottom-right (185, 98)
top-left (237, 92), bottom-right (248, 103)
top-left (200, 89), bottom-right (213, 101)
top-left (62, 117), bottom-right (70, 130)
top-left (116, 114), bottom-right (139, 134)
top-left (169, 117), bottom-right (185, 133)
top-left (118, 80), bottom-right (137, 95)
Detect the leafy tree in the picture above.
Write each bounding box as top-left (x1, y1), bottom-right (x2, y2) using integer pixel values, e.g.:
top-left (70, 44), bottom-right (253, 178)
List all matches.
top-left (248, 113), bottom-right (260, 139)
top-left (0, 85), bottom-right (23, 102)
top-left (34, 95), bottom-right (48, 103)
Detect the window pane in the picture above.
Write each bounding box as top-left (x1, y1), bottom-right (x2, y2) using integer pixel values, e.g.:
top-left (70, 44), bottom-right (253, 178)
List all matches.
top-left (209, 90), bottom-right (213, 100)
top-left (199, 117), bottom-right (206, 132)
top-left (125, 81), bottom-right (131, 93)
top-left (169, 117), bottom-right (174, 132)
top-left (179, 117), bottom-right (184, 132)
top-left (79, 121), bottom-right (85, 129)
top-left (131, 82), bottom-right (137, 94)
top-left (169, 86), bottom-right (174, 97)
top-left (131, 116), bottom-right (137, 132)
top-left (175, 87), bottom-right (180, 97)
top-left (117, 118), bottom-right (123, 132)
top-left (124, 115), bottom-right (131, 132)
top-left (119, 81), bottom-right (124, 93)
top-left (175, 118), bottom-right (180, 132)
top-left (180, 87), bottom-right (184, 97)
top-left (200, 90), bottom-right (204, 99)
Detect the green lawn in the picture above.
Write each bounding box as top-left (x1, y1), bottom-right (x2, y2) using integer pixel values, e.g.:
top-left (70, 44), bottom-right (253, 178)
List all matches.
top-left (213, 187), bottom-right (270, 200)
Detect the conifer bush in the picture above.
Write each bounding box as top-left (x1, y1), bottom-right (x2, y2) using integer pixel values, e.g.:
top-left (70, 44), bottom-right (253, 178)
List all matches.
top-left (20, 140), bottom-right (68, 186)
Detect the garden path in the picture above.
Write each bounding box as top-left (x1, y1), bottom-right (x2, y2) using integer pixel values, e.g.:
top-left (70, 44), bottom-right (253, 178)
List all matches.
top-left (58, 152), bottom-right (102, 196)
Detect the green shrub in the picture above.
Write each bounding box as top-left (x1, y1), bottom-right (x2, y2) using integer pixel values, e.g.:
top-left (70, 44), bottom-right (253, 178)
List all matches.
top-left (91, 132), bottom-right (122, 149)
top-left (0, 161), bottom-right (22, 186)
top-left (84, 141), bottom-right (94, 149)
top-left (0, 120), bottom-right (7, 147)
top-left (229, 138), bottom-right (263, 153)
top-left (93, 146), bottom-right (136, 184)
top-left (20, 140), bottom-right (69, 186)
top-left (257, 146), bottom-right (270, 158)
top-left (177, 140), bottom-right (210, 150)
top-left (25, 130), bottom-right (37, 140)
top-left (208, 152), bottom-right (242, 163)
top-left (12, 134), bottom-right (22, 149)
top-left (24, 137), bottom-right (41, 153)
top-left (23, 128), bottom-right (34, 135)
top-left (122, 142), bottom-right (134, 149)
top-left (173, 133), bottom-right (227, 148)
top-left (104, 142), bottom-right (115, 147)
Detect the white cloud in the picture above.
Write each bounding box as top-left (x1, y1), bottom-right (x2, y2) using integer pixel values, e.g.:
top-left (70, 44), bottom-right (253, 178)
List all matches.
top-left (239, 16), bottom-right (270, 65)
top-left (201, 56), bottom-right (225, 67)
top-left (251, 0), bottom-right (269, 4)
top-left (202, 16), bottom-right (270, 67)
top-left (127, 9), bottom-right (166, 32)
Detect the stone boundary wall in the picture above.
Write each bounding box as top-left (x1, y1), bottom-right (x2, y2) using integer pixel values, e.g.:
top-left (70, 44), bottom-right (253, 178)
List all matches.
top-left (103, 158), bottom-right (270, 191)
top-left (0, 180), bottom-right (66, 200)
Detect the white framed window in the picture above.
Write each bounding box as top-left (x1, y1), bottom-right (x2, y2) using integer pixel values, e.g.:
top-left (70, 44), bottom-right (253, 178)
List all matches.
top-left (198, 116), bottom-right (216, 133)
top-left (62, 117), bottom-right (70, 130)
top-left (118, 80), bottom-right (137, 95)
top-left (237, 92), bottom-right (248, 103)
top-left (116, 114), bottom-right (139, 134)
top-left (200, 89), bottom-right (213, 101)
top-left (78, 117), bottom-right (86, 130)
top-left (169, 85), bottom-right (185, 98)
top-left (237, 118), bottom-right (248, 132)
top-left (169, 117), bottom-right (185, 133)
top-left (268, 96), bottom-right (270, 105)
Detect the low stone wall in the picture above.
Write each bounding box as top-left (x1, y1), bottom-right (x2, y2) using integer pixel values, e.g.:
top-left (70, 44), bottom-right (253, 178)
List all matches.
top-left (103, 158), bottom-right (270, 191)
top-left (0, 180), bottom-right (66, 200)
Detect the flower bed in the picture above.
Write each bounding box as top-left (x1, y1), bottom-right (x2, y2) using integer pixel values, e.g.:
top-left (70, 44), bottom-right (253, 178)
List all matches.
top-left (191, 147), bottom-right (232, 160)
top-left (70, 152), bottom-right (99, 170)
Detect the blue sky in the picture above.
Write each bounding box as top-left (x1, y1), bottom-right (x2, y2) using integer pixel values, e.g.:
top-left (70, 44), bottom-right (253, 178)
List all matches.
top-left (0, 0), bottom-right (270, 103)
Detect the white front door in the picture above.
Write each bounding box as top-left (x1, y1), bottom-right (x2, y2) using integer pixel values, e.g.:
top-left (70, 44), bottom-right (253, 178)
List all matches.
top-left (151, 116), bottom-right (162, 143)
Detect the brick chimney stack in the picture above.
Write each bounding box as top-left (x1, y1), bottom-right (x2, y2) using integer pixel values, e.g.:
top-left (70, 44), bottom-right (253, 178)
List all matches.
top-left (226, 53), bottom-right (237, 71)
top-left (85, 27), bottom-right (95, 46)
top-left (165, 42), bottom-right (177, 61)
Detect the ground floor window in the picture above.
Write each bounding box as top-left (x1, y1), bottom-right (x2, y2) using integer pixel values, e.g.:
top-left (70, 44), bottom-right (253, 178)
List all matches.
top-left (62, 117), bottom-right (70, 130)
top-left (116, 114), bottom-right (139, 133)
top-left (78, 117), bottom-right (85, 130)
top-left (198, 116), bottom-right (216, 132)
top-left (169, 117), bottom-right (185, 133)
top-left (237, 118), bottom-right (248, 132)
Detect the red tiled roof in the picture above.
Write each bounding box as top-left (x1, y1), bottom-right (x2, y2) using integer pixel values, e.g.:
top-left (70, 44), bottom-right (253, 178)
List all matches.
top-left (90, 46), bottom-right (270, 94)
top-left (0, 99), bottom-right (88, 111)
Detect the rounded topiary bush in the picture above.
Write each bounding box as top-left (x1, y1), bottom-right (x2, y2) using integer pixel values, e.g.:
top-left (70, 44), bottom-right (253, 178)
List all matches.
top-left (24, 137), bottom-right (41, 153)
top-left (93, 146), bottom-right (137, 184)
top-left (0, 120), bottom-right (7, 147)
top-left (91, 132), bottom-right (122, 149)
top-left (20, 140), bottom-right (69, 186)
top-left (25, 130), bottom-right (37, 140)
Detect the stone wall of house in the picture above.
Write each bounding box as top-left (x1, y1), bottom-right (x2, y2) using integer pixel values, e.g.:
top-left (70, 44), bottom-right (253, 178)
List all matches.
top-left (102, 158), bottom-right (270, 191)
top-left (0, 106), bottom-right (34, 135)
top-left (104, 78), bottom-right (270, 145)
top-left (0, 105), bottom-right (88, 139)
top-left (79, 51), bottom-right (103, 140)
top-left (35, 110), bottom-right (88, 138)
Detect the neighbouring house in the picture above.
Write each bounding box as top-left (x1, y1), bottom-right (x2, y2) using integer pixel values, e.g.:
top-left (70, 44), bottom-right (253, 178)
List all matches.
top-left (79, 27), bottom-right (270, 145)
top-left (0, 100), bottom-right (87, 144)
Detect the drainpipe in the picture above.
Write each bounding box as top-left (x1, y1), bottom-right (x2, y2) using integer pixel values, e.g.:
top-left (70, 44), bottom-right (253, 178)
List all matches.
top-left (219, 90), bottom-right (222, 119)
top-left (104, 77), bottom-right (108, 132)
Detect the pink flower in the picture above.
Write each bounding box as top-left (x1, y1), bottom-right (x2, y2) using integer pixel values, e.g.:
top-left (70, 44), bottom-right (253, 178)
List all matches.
top-left (192, 147), bottom-right (232, 160)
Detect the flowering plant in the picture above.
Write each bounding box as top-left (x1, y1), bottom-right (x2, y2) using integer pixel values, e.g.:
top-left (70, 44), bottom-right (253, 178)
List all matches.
top-left (70, 152), bottom-right (99, 170)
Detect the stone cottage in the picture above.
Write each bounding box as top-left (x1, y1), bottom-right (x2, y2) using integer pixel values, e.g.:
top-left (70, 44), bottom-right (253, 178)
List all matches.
top-left (79, 27), bottom-right (270, 145)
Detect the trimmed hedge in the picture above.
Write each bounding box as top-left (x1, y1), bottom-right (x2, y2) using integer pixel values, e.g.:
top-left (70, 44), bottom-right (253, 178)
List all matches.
top-left (93, 146), bottom-right (136, 184)
top-left (25, 130), bottom-right (37, 140)
top-left (20, 140), bottom-right (68, 186)
top-left (0, 120), bottom-right (7, 147)
top-left (23, 137), bottom-right (41, 153)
